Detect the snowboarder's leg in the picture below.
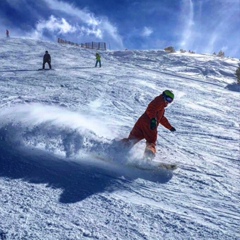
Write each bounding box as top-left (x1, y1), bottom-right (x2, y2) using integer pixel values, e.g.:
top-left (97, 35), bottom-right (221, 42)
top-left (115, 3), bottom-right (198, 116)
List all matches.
top-left (42, 62), bottom-right (45, 69)
top-left (48, 61), bottom-right (52, 69)
top-left (120, 136), bottom-right (140, 150)
top-left (142, 127), bottom-right (157, 160)
top-left (121, 114), bottom-right (158, 159)
top-left (144, 142), bottom-right (156, 160)
top-left (119, 119), bottom-right (144, 150)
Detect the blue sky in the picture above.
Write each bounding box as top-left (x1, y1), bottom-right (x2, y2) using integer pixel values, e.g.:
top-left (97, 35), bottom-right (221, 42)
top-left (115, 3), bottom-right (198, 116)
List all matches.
top-left (0, 0), bottom-right (239, 57)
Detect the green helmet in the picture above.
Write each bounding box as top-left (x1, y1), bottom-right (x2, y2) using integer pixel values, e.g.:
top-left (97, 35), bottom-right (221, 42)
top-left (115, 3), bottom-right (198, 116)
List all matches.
top-left (163, 90), bottom-right (174, 102)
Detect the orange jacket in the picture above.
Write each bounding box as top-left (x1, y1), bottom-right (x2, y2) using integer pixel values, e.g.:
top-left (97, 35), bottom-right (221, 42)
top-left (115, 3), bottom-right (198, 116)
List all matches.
top-left (145, 94), bottom-right (172, 130)
top-left (128, 94), bottom-right (173, 144)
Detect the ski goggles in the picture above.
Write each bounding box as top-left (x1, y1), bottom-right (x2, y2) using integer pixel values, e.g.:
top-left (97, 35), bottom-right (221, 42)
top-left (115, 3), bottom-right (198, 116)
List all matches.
top-left (165, 96), bottom-right (173, 103)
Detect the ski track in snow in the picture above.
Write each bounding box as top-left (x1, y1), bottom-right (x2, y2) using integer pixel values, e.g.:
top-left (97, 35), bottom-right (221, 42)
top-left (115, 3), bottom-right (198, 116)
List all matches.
top-left (0, 38), bottom-right (239, 239)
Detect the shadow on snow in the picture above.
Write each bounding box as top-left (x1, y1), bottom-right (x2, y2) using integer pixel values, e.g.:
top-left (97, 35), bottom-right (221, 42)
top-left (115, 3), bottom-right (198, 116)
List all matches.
top-left (0, 139), bottom-right (173, 204)
top-left (0, 69), bottom-right (39, 72)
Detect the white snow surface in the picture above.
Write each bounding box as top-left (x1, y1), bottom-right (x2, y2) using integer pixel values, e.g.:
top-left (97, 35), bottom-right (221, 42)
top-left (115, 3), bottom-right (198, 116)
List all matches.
top-left (0, 38), bottom-right (239, 240)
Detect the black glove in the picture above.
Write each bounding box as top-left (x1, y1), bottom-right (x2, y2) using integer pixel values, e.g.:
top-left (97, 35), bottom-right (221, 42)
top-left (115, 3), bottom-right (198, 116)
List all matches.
top-left (150, 118), bottom-right (157, 130)
top-left (170, 127), bottom-right (176, 132)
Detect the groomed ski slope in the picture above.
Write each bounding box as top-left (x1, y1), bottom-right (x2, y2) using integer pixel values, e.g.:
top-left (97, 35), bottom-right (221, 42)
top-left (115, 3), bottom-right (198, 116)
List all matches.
top-left (0, 38), bottom-right (239, 240)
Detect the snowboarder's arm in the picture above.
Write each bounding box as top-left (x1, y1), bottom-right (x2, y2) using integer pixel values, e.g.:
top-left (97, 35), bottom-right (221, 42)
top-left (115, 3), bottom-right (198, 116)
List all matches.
top-left (159, 116), bottom-right (173, 130)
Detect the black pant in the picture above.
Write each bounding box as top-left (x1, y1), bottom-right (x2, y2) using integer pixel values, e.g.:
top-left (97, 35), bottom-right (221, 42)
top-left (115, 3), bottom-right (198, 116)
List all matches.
top-left (95, 60), bottom-right (101, 67)
top-left (43, 61), bottom-right (51, 69)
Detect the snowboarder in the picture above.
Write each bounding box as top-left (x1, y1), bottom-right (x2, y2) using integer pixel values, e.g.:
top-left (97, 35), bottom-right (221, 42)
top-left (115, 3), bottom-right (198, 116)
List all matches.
top-left (6, 29), bottom-right (9, 37)
top-left (42, 51), bottom-right (52, 70)
top-left (121, 90), bottom-right (176, 160)
top-left (95, 53), bottom-right (101, 67)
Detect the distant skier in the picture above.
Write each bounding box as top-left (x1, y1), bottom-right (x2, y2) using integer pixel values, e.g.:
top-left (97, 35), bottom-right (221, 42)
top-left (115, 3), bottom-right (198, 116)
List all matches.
top-left (121, 90), bottom-right (176, 160)
top-left (95, 53), bottom-right (101, 67)
top-left (42, 51), bottom-right (52, 70)
top-left (6, 29), bottom-right (9, 37)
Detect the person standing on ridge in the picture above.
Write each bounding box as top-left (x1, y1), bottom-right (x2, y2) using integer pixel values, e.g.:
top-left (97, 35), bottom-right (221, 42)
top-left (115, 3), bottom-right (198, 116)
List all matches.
top-left (42, 51), bottom-right (52, 70)
top-left (121, 90), bottom-right (176, 160)
top-left (95, 53), bottom-right (101, 67)
top-left (6, 29), bottom-right (9, 37)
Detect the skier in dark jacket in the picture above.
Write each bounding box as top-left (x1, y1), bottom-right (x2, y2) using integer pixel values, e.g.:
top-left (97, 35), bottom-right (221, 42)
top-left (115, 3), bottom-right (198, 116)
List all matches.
top-left (42, 51), bottom-right (51, 69)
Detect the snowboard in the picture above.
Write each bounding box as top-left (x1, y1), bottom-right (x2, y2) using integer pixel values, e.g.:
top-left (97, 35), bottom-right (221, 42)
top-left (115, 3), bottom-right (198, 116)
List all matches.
top-left (140, 153), bottom-right (177, 171)
top-left (158, 163), bottom-right (177, 170)
top-left (129, 160), bottom-right (177, 171)
top-left (91, 153), bottom-right (177, 171)
top-left (38, 68), bottom-right (54, 71)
